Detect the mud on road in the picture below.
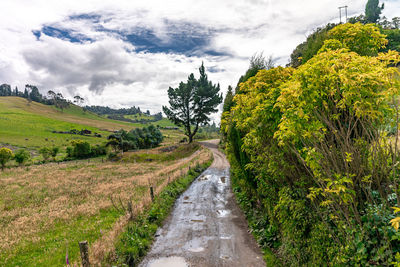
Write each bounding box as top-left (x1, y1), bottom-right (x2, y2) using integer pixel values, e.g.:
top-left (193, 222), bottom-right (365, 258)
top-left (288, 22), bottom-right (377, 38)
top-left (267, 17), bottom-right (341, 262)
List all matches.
top-left (139, 140), bottom-right (265, 267)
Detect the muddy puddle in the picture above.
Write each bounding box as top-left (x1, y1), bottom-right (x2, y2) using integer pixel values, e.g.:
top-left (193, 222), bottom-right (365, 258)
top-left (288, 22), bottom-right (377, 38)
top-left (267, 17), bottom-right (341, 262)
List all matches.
top-left (139, 140), bottom-right (265, 267)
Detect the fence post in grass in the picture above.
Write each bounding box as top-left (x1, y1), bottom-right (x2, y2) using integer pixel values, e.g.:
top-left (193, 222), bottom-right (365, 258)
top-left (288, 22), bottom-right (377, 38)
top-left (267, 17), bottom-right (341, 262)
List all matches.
top-left (79, 241), bottom-right (90, 267)
top-left (150, 186), bottom-right (155, 202)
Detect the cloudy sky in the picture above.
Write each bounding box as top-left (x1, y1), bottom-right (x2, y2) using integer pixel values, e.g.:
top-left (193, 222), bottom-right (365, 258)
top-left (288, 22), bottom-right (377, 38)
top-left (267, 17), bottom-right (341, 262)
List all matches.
top-left (0, 0), bottom-right (399, 116)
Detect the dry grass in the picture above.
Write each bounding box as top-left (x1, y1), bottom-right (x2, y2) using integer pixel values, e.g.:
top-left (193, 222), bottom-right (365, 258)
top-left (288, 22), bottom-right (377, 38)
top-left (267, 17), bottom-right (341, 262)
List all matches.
top-left (0, 144), bottom-right (212, 265)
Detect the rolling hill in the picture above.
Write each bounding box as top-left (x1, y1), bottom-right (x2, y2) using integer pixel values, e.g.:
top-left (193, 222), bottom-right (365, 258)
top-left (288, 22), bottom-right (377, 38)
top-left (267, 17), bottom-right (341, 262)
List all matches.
top-left (0, 96), bottom-right (179, 150)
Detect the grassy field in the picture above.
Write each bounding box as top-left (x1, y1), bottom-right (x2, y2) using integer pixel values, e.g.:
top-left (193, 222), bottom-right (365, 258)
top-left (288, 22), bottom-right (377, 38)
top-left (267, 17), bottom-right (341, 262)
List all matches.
top-left (0, 97), bottom-right (184, 158)
top-left (0, 97), bottom-right (132, 149)
top-left (0, 143), bottom-right (212, 266)
top-left (124, 114), bottom-right (154, 120)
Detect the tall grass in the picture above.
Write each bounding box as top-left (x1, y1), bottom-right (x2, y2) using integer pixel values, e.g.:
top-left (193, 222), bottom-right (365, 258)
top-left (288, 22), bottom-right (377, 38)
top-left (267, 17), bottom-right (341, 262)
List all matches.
top-left (0, 144), bottom-right (210, 266)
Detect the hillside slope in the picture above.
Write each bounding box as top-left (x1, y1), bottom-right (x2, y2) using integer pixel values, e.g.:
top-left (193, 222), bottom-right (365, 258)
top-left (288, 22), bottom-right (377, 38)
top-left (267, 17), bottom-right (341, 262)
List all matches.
top-left (0, 97), bottom-right (138, 149)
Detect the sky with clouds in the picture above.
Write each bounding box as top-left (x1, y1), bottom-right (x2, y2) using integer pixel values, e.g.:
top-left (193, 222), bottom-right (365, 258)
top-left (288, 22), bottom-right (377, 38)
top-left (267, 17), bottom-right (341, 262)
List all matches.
top-left (0, 0), bottom-right (399, 117)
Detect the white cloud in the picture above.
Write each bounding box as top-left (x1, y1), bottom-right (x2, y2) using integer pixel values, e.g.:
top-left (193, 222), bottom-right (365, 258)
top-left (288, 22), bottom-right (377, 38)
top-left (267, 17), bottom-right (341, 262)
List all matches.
top-left (0, 0), bottom-right (399, 119)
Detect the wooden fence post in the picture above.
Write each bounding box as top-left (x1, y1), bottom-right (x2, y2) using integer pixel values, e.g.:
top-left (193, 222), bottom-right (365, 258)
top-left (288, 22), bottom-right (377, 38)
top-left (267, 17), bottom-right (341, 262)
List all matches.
top-left (150, 186), bottom-right (155, 202)
top-left (79, 241), bottom-right (90, 267)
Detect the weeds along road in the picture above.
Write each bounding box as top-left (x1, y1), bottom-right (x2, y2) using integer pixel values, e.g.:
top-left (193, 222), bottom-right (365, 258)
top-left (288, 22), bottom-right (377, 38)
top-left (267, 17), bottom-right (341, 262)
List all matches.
top-left (140, 139), bottom-right (265, 267)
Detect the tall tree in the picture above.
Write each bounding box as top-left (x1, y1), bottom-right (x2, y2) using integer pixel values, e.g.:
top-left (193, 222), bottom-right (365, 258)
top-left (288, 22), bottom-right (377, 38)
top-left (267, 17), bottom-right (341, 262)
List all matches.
top-left (0, 84), bottom-right (11, 96)
top-left (73, 95), bottom-right (84, 106)
top-left (222, 85), bottom-right (234, 113)
top-left (48, 90), bottom-right (69, 111)
top-left (236, 53), bottom-right (275, 93)
top-left (24, 87), bottom-right (29, 98)
top-left (365, 0), bottom-right (384, 23)
top-left (163, 63), bottom-right (222, 143)
top-left (26, 85), bottom-right (42, 102)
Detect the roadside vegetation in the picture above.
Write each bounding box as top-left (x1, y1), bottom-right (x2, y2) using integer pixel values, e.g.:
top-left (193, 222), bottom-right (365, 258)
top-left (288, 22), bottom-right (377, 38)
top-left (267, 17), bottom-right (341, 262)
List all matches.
top-left (111, 157), bottom-right (213, 266)
top-left (289, 0), bottom-right (400, 69)
top-left (221, 20), bottom-right (400, 265)
top-left (0, 142), bottom-right (211, 266)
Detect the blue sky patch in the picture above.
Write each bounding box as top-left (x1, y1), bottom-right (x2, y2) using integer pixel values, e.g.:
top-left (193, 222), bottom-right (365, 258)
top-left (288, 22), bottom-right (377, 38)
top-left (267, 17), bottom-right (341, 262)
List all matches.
top-left (32, 30), bottom-right (41, 40)
top-left (33, 25), bottom-right (94, 43)
top-left (32, 14), bottom-right (230, 57)
top-left (124, 20), bottom-right (231, 57)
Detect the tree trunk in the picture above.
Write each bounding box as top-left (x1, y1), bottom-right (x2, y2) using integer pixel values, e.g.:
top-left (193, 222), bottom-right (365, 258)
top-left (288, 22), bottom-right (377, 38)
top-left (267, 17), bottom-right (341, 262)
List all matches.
top-left (188, 135), bottom-right (193, 143)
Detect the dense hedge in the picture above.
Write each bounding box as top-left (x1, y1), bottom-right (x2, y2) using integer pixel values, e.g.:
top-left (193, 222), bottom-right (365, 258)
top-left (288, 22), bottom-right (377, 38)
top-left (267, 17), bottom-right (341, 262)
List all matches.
top-left (222, 23), bottom-right (400, 266)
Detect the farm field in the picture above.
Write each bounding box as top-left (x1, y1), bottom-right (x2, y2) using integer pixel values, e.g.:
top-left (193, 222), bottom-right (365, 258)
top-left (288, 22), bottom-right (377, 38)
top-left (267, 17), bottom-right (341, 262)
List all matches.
top-left (0, 97), bottom-right (131, 149)
top-left (0, 97), bottom-right (184, 156)
top-left (0, 143), bottom-right (212, 266)
top-left (124, 113), bottom-right (154, 120)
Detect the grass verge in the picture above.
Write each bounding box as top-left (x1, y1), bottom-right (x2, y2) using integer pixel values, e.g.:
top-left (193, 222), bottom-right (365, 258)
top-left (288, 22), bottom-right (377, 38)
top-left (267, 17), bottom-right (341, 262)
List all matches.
top-left (123, 143), bottom-right (201, 163)
top-left (110, 158), bottom-right (212, 266)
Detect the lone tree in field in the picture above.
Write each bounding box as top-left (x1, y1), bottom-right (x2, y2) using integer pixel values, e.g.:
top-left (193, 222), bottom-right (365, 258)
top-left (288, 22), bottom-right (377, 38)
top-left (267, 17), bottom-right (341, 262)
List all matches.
top-left (163, 63), bottom-right (222, 143)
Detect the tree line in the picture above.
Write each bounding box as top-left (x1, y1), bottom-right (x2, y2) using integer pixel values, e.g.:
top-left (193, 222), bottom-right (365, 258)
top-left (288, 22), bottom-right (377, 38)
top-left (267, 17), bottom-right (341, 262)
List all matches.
top-left (84, 105), bottom-right (144, 115)
top-left (0, 83), bottom-right (78, 111)
top-left (0, 83), bottom-right (159, 119)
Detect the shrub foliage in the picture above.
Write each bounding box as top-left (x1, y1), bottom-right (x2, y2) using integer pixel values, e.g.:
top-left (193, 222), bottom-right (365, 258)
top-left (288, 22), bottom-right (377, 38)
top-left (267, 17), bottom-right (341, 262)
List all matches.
top-left (222, 23), bottom-right (400, 265)
top-left (107, 125), bottom-right (163, 152)
top-left (0, 148), bottom-right (13, 169)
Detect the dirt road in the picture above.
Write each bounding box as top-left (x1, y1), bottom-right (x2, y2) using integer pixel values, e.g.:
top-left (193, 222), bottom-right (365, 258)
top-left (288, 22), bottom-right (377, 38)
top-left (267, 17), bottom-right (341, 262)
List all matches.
top-left (139, 140), bottom-right (265, 267)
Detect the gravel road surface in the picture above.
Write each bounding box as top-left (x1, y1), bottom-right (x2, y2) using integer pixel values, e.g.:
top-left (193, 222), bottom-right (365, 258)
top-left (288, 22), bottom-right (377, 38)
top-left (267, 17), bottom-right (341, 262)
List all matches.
top-left (139, 140), bottom-right (265, 267)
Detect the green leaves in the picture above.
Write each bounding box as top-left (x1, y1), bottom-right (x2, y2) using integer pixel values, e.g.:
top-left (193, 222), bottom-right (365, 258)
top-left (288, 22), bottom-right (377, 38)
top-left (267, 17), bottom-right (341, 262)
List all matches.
top-left (329, 23), bottom-right (388, 56)
top-left (163, 63), bottom-right (222, 142)
top-left (0, 147), bottom-right (13, 169)
top-left (223, 22), bottom-right (400, 266)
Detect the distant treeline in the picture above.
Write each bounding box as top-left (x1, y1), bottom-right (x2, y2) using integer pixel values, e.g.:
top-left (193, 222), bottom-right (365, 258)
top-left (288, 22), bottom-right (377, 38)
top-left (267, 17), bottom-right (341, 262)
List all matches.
top-left (0, 83), bottom-right (73, 111)
top-left (107, 113), bottom-right (163, 124)
top-left (85, 105), bottom-right (144, 115)
top-left (0, 84), bottom-right (55, 104)
top-left (0, 84), bottom-right (158, 120)
top-left (84, 105), bottom-right (165, 124)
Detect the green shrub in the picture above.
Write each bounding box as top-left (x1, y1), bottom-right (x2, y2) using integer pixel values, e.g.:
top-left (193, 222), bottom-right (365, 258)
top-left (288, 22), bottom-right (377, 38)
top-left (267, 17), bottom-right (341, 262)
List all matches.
top-left (91, 144), bottom-right (107, 157)
top-left (222, 22), bottom-right (400, 266)
top-left (14, 149), bottom-right (30, 165)
top-left (107, 125), bottom-right (163, 152)
top-left (66, 146), bottom-right (73, 158)
top-left (70, 140), bottom-right (91, 159)
top-left (0, 147), bottom-right (13, 169)
top-left (39, 147), bottom-right (51, 161)
top-left (50, 146), bottom-right (59, 160)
